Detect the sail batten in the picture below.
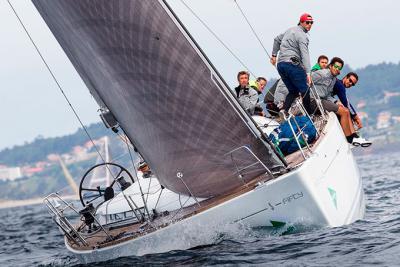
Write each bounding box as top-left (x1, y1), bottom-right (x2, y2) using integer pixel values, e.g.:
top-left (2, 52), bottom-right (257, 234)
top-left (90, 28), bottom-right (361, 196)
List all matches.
top-left (33, 0), bottom-right (284, 197)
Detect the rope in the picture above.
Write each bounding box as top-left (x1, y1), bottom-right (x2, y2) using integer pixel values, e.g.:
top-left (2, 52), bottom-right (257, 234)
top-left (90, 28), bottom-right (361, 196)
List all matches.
top-left (180, 0), bottom-right (256, 78)
top-left (233, 0), bottom-right (272, 60)
top-left (7, 0), bottom-right (108, 166)
top-left (116, 131), bottom-right (151, 219)
top-left (231, 0), bottom-right (281, 103)
top-left (180, 0), bottom-right (284, 117)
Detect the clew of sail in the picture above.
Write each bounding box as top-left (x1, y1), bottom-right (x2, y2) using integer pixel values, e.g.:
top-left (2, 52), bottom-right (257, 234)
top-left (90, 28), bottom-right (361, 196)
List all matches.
top-left (32, 0), bottom-right (285, 197)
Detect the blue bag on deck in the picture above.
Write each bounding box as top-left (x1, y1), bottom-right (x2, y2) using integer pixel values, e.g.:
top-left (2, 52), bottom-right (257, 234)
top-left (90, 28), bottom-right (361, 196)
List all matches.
top-left (269, 116), bottom-right (317, 156)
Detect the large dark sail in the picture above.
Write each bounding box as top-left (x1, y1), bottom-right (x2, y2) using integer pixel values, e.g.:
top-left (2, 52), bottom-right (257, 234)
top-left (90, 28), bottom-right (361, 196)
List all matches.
top-left (33, 0), bottom-right (284, 197)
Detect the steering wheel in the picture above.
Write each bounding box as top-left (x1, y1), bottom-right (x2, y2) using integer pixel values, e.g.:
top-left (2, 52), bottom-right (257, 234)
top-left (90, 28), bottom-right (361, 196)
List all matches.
top-left (78, 162), bottom-right (135, 207)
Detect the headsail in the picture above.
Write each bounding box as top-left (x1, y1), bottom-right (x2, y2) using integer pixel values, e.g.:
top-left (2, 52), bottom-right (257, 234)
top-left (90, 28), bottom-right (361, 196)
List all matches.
top-left (33, 0), bottom-right (284, 197)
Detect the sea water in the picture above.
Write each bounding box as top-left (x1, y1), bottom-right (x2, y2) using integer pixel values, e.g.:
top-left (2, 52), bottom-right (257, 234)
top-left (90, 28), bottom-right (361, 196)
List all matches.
top-left (1, 148), bottom-right (400, 266)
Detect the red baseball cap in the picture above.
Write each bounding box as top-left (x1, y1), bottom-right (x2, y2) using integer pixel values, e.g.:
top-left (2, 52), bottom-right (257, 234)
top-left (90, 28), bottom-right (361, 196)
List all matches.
top-left (300, 13), bottom-right (313, 23)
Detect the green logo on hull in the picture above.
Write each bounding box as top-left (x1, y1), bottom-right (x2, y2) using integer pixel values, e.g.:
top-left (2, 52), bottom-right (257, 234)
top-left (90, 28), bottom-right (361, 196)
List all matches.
top-left (270, 220), bottom-right (295, 235)
top-left (328, 187), bottom-right (337, 209)
top-left (270, 220), bottom-right (286, 227)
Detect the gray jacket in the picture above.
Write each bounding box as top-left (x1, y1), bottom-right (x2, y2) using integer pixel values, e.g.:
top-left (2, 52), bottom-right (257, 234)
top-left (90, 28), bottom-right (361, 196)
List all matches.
top-left (272, 25), bottom-right (311, 74)
top-left (273, 79), bottom-right (289, 106)
top-left (238, 86), bottom-right (259, 114)
top-left (311, 69), bottom-right (337, 102)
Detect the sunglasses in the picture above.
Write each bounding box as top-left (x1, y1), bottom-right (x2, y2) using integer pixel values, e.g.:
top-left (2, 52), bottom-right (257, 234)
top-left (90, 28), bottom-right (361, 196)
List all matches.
top-left (333, 64), bottom-right (343, 71)
top-left (305, 21), bottom-right (314, 25)
top-left (348, 78), bottom-right (357, 86)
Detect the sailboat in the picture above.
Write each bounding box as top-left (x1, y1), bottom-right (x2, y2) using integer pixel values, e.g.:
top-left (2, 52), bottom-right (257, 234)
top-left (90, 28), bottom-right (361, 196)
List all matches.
top-left (34, 0), bottom-right (365, 263)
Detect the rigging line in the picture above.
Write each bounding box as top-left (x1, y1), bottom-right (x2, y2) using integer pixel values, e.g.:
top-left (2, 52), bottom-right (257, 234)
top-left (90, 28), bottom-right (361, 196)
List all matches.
top-left (234, 0), bottom-right (321, 115)
top-left (7, 0), bottom-right (108, 167)
top-left (233, 0), bottom-right (272, 60)
top-left (117, 131), bottom-right (151, 220)
top-left (233, 0), bottom-right (282, 101)
top-left (180, 1), bottom-right (280, 119)
top-left (145, 175), bottom-right (153, 203)
top-left (179, 0), bottom-right (256, 78)
top-left (154, 187), bottom-right (163, 211)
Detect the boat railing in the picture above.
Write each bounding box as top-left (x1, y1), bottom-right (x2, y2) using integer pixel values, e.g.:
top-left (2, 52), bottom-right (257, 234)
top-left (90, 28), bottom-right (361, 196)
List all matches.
top-left (43, 192), bottom-right (112, 247)
top-left (284, 89), bottom-right (328, 160)
top-left (224, 145), bottom-right (275, 184)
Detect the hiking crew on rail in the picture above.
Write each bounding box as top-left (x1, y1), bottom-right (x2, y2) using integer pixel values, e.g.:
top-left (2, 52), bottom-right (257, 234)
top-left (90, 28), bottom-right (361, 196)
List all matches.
top-left (233, 13), bottom-right (371, 148)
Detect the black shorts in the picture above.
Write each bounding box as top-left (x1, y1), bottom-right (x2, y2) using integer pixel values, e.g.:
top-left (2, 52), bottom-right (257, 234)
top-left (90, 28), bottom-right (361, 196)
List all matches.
top-left (321, 100), bottom-right (339, 113)
top-left (310, 99), bottom-right (339, 114)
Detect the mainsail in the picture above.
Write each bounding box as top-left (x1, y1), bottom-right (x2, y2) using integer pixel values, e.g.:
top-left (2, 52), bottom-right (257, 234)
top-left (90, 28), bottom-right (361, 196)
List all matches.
top-left (33, 0), bottom-right (284, 197)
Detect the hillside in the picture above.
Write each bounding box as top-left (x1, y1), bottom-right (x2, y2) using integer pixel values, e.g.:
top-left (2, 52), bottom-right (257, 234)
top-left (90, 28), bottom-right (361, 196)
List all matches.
top-left (0, 122), bottom-right (109, 166)
top-left (346, 62), bottom-right (400, 126)
top-left (350, 62), bottom-right (400, 101)
top-left (0, 122), bottom-right (132, 201)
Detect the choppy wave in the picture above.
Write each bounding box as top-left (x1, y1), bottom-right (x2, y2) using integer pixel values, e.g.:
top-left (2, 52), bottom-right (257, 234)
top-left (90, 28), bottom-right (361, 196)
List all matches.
top-left (1, 150), bottom-right (400, 266)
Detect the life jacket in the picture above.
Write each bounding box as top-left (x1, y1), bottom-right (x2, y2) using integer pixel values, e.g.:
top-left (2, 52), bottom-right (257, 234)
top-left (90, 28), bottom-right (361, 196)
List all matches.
top-left (249, 80), bottom-right (258, 90)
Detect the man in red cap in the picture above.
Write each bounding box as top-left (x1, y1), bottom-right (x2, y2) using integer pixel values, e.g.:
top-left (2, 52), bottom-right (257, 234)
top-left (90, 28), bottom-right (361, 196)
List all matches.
top-left (270, 13), bottom-right (314, 119)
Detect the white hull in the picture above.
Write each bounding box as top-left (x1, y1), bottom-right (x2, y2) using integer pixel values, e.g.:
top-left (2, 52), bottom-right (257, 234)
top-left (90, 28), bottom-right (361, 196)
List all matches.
top-left (68, 113), bottom-right (365, 263)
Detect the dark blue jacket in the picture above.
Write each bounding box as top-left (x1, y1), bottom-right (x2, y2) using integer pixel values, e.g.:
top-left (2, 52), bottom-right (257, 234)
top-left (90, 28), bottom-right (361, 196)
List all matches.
top-left (332, 79), bottom-right (357, 117)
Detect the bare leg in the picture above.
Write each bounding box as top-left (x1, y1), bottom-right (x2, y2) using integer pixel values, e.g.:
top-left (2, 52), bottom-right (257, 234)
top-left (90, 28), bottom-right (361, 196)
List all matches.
top-left (336, 106), bottom-right (354, 136)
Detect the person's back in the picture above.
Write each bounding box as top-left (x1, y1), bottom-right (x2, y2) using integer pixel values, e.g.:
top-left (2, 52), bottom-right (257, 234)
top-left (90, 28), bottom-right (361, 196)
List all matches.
top-left (311, 68), bottom-right (337, 101)
top-left (275, 26), bottom-right (311, 72)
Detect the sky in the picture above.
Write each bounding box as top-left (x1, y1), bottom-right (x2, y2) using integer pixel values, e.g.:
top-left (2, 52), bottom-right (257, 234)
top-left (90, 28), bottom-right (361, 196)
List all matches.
top-left (1, 0), bottom-right (400, 151)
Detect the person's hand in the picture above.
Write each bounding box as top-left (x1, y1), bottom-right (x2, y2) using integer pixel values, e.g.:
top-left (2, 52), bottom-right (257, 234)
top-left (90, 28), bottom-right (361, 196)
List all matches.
top-left (337, 102), bottom-right (344, 107)
top-left (270, 56), bottom-right (277, 66)
top-left (354, 115), bottom-right (363, 129)
top-left (307, 74), bottom-right (311, 86)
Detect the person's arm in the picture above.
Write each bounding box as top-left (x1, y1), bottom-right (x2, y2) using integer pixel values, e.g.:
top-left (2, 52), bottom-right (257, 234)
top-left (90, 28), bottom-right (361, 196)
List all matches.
top-left (310, 70), bottom-right (323, 85)
top-left (350, 103), bottom-right (362, 128)
top-left (271, 33), bottom-right (284, 65)
top-left (349, 103), bottom-right (357, 115)
top-left (353, 114), bottom-right (363, 129)
top-left (298, 35), bottom-right (311, 74)
top-left (332, 80), bottom-right (349, 108)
